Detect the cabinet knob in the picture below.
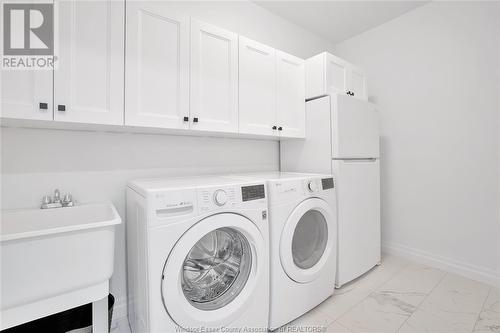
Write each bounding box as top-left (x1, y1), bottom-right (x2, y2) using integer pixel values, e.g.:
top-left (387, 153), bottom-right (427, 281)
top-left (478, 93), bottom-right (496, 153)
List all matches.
top-left (57, 105), bottom-right (66, 111)
top-left (39, 102), bottom-right (48, 110)
top-left (193, 117), bottom-right (199, 123)
top-left (278, 126), bottom-right (283, 131)
top-left (183, 116), bottom-right (189, 122)
top-left (272, 125), bottom-right (277, 130)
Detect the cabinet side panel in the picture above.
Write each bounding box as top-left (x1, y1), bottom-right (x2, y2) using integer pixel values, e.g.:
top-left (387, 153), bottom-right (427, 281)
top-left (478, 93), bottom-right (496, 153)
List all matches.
top-left (126, 188), bottom-right (149, 333)
top-left (305, 53), bottom-right (326, 100)
top-left (280, 96), bottom-right (332, 173)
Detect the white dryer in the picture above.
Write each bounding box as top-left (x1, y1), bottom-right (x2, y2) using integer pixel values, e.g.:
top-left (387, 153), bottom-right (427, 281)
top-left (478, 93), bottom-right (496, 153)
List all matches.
top-left (228, 172), bottom-right (337, 330)
top-left (126, 176), bottom-right (269, 332)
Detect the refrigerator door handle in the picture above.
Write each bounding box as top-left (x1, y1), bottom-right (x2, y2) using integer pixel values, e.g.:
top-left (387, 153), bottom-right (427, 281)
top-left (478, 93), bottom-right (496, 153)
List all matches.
top-left (333, 158), bottom-right (377, 162)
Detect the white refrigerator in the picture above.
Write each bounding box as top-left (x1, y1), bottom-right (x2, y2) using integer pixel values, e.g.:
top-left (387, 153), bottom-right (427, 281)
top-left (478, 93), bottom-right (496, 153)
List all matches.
top-left (281, 94), bottom-right (380, 288)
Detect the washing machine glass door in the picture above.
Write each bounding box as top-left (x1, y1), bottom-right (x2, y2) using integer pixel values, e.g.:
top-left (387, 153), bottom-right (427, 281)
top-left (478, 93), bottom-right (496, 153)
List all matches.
top-left (280, 198), bottom-right (336, 283)
top-left (161, 213), bottom-right (265, 330)
top-left (182, 227), bottom-right (251, 311)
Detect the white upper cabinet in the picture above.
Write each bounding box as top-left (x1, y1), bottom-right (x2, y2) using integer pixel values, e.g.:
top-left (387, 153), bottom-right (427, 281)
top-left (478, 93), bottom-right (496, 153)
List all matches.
top-left (1, 0), bottom-right (53, 121)
top-left (239, 37), bottom-right (305, 139)
top-left (2, 6), bottom-right (308, 140)
top-left (325, 53), bottom-right (349, 96)
top-left (276, 51), bottom-right (305, 139)
top-left (190, 20), bottom-right (238, 133)
top-left (125, 3), bottom-right (189, 129)
top-left (54, 0), bottom-right (124, 125)
top-left (306, 52), bottom-right (367, 101)
top-left (1, 70), bottom-right (53, 120)
top-left (348, 65), bottom-right (368, 100)
top-left (239, 37), bottom-right (276, 136)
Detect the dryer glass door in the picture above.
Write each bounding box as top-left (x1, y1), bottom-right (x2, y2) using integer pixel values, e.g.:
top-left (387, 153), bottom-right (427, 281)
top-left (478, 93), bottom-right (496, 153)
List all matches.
top-left (292, 210), bottom-right (328, 269)
top-left (280, 198), bottom-right (336, 283)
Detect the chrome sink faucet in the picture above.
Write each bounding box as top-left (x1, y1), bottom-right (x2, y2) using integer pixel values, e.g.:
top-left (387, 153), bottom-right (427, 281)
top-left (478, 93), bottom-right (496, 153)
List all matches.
top-left (41, 189), bottom-right (75, 209)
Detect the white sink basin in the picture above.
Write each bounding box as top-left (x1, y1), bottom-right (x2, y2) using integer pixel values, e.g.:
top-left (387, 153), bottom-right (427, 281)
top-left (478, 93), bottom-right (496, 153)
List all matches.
top-left (0, 202), bottom-right (121, 330)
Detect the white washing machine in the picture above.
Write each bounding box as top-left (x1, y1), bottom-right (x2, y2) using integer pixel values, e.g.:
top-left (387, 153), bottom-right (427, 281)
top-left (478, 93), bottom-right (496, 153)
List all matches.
top-left (227, 172), bottom-right (337, 330)
top-left (126, 176), bottom-right (269, 332)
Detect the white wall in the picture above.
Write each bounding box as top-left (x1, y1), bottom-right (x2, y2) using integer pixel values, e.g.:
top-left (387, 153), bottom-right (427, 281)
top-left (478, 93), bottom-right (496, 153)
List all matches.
top-left (0, 0), bottom-right (335, 321)
top-left (156, 1), bottom-right (336, 59)
top-left (334, 1), bottom-right (500, 286)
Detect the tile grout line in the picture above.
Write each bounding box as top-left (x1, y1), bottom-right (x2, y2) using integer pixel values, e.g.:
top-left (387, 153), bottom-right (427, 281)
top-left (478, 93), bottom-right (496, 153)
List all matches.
top-left (336, 321), bottom-right (356, 333)
top-left (325, 259), bottom-right (412, 328)
top-left (370, 260), bottom-right (415, 292)
top-left (470, 286), bottom-right (492, 333)
top-left (394, 271), bottom-right (449, 333)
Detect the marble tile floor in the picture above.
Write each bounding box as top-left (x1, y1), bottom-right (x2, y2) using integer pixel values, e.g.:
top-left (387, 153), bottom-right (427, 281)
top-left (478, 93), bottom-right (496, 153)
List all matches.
top-left (112, 254), bottom-right (499, 333)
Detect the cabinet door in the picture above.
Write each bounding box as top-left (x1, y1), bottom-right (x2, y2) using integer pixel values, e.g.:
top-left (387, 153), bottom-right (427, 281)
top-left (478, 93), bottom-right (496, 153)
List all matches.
top-left (325, 53), bottom-right (349, 96)
top-left (238, 36), bottom-right (276, 136)
top-left (125, 2), bottom-right (189, 129)
top-left (54, 0), bottom-right (124, 125)
top-left (190, 20), bottom-right (238, 133)
top-left (276, 51), bottom-right (305, 139)
top-left (348, 66), bottom-right (368, 100)
top-left (1, 70), bottom-right (53, 120)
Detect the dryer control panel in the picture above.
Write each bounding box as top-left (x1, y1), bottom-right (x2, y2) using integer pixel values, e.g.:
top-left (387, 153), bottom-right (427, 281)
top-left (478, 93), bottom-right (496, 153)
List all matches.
top-left (305, 177), bottom-right (334, 193)
top-left (321, 177), bottom-right (335, 190)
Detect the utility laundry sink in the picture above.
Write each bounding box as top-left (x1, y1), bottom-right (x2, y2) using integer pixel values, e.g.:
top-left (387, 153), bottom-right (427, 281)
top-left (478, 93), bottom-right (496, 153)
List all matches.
top-left (0, 202), bottom-right (121, 331)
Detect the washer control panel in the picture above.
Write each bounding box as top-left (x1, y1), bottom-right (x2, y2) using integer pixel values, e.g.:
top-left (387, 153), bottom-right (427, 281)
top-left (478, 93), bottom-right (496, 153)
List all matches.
top-left (153, 191), bottom-right (196, 210)
top-left (242, 184), bottom-right (265, 202)
top-left (198, 183), bottom-right (266, 213)
top-left (199, 186), bottom-right (238, 212)
top-left (152, 190), bottom-right (197, 223)
top-left (213, 189), bottom-right (228, 206)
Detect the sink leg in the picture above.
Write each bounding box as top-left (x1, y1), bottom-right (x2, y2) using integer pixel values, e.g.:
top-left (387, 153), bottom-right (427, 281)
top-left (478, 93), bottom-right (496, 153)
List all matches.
top-left (92, 296), bottom-right (109, 333)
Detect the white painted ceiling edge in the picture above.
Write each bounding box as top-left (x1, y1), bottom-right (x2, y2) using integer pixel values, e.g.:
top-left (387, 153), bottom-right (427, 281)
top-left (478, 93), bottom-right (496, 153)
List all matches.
top-left (254, 0), bottom-right (429, 44)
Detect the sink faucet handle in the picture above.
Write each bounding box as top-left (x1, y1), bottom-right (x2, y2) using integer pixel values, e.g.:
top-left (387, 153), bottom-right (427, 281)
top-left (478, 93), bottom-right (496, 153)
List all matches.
top-left (62, 193), bottom-right (74, 207)
top-left (42, 195), bottom-right (52, 205)
top-left (53, 189), bottom-right (61, 203)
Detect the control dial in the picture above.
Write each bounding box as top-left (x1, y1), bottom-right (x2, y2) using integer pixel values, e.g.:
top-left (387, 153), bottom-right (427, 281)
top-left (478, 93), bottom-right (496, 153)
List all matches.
top-left (307, 181), bottom-right (318, 192)
top-left (213, 189), bottom-right (228, 206)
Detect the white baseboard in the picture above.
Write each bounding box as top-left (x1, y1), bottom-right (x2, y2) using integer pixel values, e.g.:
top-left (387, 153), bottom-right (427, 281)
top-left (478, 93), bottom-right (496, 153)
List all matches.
top-left (382, 242), bottom-right (500, 288)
